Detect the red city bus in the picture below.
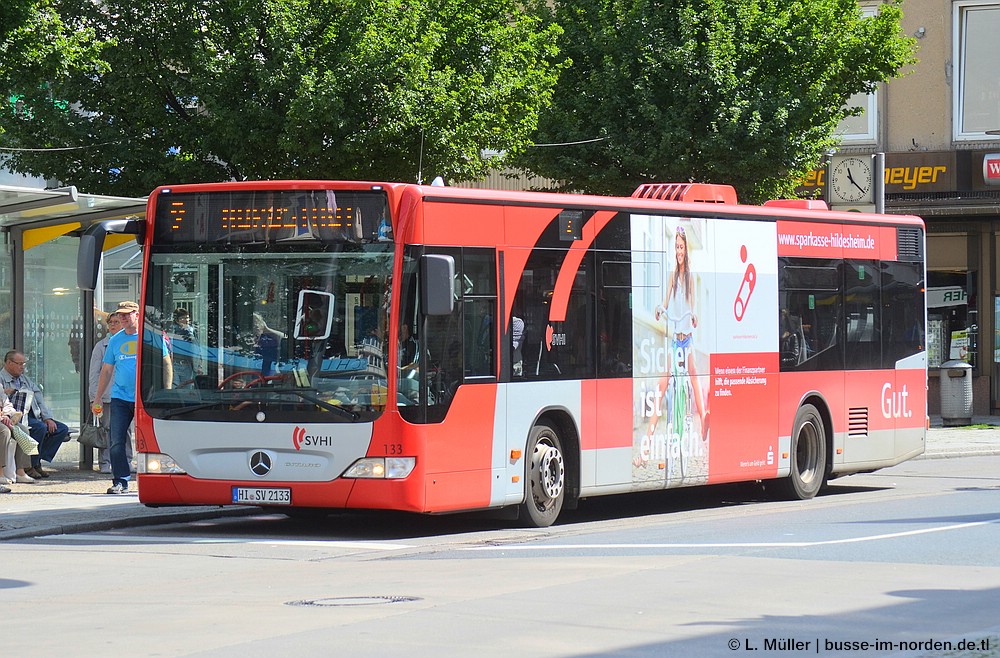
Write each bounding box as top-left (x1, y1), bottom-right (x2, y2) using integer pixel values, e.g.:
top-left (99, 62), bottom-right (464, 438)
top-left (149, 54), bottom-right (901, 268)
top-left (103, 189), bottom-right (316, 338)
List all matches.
top-left (78, 180), bottom-right (927, 526)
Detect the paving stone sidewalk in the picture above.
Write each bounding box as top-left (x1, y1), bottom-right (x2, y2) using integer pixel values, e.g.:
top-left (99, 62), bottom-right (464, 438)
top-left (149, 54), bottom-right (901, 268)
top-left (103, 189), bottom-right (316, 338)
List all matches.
top-left (0, 445), bottom-right (253, 540)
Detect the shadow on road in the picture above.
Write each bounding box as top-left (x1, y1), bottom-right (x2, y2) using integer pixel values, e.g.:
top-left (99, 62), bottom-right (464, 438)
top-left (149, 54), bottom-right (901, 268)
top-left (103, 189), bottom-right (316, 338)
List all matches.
top-left (52, 477), bottom-right (894, 544)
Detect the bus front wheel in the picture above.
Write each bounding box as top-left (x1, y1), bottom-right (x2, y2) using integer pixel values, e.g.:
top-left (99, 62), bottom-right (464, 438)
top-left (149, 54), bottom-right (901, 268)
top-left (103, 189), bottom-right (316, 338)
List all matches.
top-left (519, 422), bottom-right (565, 527)
top-left (780, 403), bottom-right (827, 500)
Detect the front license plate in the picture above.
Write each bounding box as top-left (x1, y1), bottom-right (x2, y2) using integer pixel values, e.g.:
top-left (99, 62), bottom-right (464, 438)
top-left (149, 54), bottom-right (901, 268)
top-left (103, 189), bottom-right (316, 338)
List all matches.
top-left (233, 487), bottom-right (292, 505)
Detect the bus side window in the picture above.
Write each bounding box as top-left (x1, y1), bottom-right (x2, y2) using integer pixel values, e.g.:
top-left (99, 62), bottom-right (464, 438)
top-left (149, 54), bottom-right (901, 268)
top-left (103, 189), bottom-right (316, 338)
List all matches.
top-left (779, 258), bottom-right (843, 371)
top-left (514, 248), bottom-right (595, 380)
top-left (597, 252), bottom-right (633, 377)
top-left (422, 247), bottom-right (463, 423)
top-left (780, 308), bottom-right (805, 366)
top-left (844, 260), bottom-right (880, 370)
top-left (462, 249), bottom-right (496, 379)
top-left (881, 260), bottom-right (924, 367)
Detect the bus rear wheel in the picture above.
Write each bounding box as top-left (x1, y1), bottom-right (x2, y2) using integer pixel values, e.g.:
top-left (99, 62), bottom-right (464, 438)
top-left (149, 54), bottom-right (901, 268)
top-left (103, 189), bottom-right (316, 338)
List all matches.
top-left (779, 403), bottom-right (827, 500)
top-left (519, 422), bottom-right (565, 527)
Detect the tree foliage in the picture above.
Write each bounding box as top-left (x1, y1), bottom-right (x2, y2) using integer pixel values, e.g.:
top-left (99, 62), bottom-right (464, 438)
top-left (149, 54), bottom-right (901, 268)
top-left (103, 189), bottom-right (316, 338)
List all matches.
top-left (517, 0), bottom-right (916, 202)
top-left (1, 1), bottom-right (34, 40)
top-left (1, 1), bottom-right (99, 95)
top-left (0, 0), bottom-right (564, 196)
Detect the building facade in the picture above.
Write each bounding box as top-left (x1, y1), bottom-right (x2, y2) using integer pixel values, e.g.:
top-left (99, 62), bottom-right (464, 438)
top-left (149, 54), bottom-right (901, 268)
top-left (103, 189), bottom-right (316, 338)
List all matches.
top-left (830, 0), bottom-right (1000, 414)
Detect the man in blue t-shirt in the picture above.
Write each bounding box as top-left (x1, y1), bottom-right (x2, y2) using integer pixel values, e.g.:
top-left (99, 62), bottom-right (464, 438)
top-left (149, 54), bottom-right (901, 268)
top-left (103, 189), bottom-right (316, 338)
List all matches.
top-left (92, 301), bottom-right (172, 494)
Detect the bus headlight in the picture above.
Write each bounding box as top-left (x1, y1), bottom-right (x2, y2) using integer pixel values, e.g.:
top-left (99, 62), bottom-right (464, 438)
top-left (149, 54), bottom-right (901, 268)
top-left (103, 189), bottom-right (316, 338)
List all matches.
top-left (139, 453), bottom-right (186, 474)
top-left (343, 457), bottom-right (415, 479)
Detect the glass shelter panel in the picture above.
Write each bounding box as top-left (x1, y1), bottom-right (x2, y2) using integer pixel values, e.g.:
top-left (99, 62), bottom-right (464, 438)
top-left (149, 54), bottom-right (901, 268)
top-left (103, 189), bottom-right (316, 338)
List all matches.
top-left (21, 236), bottom-right (84, 427)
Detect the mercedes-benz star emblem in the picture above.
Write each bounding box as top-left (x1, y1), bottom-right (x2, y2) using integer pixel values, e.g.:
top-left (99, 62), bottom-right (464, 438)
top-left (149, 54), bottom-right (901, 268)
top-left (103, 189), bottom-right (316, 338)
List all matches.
top-left (249, 451), bottom-right (272, 477)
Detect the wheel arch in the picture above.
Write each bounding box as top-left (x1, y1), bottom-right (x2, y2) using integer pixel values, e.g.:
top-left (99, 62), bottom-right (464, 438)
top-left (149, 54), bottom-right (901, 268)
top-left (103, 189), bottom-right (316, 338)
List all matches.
top-left (531, 407), bottom-right (581, 509)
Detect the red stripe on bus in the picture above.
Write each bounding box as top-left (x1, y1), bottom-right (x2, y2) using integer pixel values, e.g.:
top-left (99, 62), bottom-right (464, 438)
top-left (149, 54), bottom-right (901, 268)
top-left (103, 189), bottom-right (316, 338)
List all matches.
top-left (549, 211), bottom-right (617, 322)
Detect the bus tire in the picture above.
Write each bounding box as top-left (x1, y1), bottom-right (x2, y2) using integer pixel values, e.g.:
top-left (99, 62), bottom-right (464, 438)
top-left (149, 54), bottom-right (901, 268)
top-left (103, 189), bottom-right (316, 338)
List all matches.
top-left (519, 422), bottom-right (566, 527)
top-left (780, 403), bottom-right (827, 500)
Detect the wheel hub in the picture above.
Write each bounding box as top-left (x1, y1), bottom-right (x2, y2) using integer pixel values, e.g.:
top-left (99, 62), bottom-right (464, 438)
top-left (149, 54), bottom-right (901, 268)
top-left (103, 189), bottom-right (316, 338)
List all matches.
top-left (535, 444), bottom-right (565, 501)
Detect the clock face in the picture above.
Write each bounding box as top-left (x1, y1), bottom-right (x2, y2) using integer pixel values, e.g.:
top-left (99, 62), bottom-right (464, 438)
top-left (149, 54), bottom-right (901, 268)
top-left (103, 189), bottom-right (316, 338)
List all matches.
top-left (830, 156), bottom-right (873, 203)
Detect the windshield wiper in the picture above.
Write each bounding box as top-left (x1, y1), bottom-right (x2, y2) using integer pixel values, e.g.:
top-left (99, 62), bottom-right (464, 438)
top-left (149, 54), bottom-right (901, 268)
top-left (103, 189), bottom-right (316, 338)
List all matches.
top-left (160, 401), bottom-right (231, 419)
top-left (263, 387), bottom-right (360, 420)
top-left (157, 387), bottom-right (359, 420)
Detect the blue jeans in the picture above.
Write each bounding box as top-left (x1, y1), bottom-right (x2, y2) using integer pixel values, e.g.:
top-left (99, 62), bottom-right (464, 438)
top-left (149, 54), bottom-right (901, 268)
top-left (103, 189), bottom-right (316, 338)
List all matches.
top-left (27, 415), bottom-right (71, 468)
top-left (96, 407), bottom-right (132, 469)
top-left (109, 398), bottom-right (135, 487)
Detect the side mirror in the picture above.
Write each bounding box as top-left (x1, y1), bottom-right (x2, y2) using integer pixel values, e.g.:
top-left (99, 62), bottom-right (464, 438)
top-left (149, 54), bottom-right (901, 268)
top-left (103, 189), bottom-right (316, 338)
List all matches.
top-left (77, 219), bottom-right (145, 291)
top-left (421, 254), bottom-right (455, 316)
top-left (293, 289), bottom-right (335, 340)
top-left (77, 229), bottom-right (104, 292)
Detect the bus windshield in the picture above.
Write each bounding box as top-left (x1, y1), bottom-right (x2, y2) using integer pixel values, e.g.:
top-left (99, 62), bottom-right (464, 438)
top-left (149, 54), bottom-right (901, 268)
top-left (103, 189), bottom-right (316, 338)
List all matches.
top-left (139, 189), bottom-right (394, 424)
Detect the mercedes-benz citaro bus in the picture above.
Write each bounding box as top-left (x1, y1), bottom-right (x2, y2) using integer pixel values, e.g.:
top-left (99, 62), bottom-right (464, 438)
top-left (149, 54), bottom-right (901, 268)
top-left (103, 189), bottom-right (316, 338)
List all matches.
top-left (77, 180), bottom-right (927, 526)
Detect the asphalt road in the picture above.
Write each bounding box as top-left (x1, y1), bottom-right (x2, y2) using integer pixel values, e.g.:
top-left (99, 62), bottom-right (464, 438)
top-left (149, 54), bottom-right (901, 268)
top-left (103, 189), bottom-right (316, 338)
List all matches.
top-left (4, 454), bottom-right (998, 657)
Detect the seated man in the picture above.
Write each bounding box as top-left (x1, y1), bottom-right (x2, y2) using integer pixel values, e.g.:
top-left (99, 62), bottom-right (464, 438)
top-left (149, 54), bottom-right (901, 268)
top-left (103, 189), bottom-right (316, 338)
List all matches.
top-left (0, 389), bottom-right (36, 486)
top-left (1, 350), bottom-right (71, 479)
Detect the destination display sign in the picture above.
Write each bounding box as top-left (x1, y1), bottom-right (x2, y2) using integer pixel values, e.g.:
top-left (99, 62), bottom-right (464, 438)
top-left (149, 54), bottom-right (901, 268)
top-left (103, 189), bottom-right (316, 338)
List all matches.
top-left (152, 189), bottom-right (392, 245)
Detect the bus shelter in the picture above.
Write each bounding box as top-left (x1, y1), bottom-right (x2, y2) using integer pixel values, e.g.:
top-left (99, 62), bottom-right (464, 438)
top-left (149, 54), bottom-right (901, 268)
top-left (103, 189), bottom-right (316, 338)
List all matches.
top-left (0, 184), bottom-right (146, 468)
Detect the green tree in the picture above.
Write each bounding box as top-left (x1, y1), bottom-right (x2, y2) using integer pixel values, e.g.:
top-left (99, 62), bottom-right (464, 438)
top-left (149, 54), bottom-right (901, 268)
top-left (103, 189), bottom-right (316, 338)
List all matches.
top-left (2, 1), bottom-right (98, 115)
top-left (1, 1), bottom-right (34, 39)
top-left (1, 0), bottom-right (563, 196)
top-left (518, 0), bottom-right (916, 202)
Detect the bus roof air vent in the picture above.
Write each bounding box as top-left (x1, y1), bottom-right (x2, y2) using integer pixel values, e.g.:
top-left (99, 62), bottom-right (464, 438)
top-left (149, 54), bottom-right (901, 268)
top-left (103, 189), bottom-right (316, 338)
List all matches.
top-left (631, 183), bottom-right (738, 204)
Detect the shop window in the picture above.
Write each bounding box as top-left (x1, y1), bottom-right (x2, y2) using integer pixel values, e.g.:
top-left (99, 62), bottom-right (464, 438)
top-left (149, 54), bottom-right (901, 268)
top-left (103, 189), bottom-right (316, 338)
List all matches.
top-left (927, 273), bottom-right (976, 368)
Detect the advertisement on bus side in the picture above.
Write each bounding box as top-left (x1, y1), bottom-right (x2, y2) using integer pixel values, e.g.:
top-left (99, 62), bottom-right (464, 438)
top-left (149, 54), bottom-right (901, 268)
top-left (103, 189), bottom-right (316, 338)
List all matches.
top-left (631, 215), bottom-right (779, 487)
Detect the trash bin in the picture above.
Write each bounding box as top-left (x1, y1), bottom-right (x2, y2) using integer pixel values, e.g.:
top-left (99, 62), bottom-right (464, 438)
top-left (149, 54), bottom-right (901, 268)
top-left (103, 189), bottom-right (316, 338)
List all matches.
top-left (939, 359), bottom-right (973, 426)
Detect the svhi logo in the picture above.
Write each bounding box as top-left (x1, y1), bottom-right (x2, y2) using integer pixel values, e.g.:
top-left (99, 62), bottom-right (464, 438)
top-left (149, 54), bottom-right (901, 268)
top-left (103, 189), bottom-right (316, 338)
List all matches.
top-left (292, 426), bottom-right (334, 450)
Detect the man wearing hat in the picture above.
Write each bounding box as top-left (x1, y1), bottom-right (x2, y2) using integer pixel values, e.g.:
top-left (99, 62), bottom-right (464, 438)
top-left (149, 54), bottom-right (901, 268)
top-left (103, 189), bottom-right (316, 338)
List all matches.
top-left (88, 309), bottom-right (132, 473)
top-left (92, 300), bottom-right (171, 494)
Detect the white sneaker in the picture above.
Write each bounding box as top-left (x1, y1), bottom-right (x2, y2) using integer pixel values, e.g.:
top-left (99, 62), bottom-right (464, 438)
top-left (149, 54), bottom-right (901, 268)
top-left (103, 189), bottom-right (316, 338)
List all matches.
top-left (99, 464), bottom-right (112, 474)
top-left (16, 473), bottom-right (36, 484)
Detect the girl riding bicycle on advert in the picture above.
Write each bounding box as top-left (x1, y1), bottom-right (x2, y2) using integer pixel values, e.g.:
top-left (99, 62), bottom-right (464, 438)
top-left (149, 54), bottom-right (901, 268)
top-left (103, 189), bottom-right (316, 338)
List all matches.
top-left (647, 224), bottom-right (709, 444)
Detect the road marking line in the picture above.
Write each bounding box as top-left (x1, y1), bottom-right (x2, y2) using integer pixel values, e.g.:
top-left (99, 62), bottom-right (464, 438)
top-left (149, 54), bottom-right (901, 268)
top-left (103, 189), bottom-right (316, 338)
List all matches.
top-left (465, 519), bottom-right (1000, 550)
top-left (48, 535), bottom-right (414, 550)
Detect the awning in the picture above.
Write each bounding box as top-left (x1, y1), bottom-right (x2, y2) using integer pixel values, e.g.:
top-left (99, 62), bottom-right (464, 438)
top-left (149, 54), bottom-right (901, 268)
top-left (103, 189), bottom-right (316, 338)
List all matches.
top-left (0, 184), bottom-right (146, 250)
